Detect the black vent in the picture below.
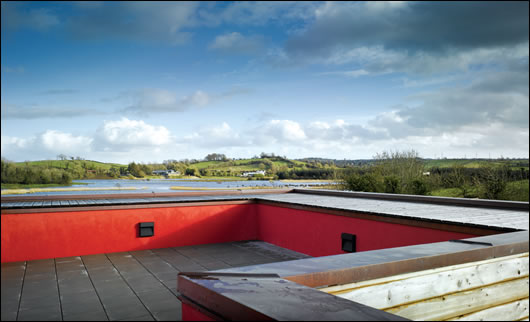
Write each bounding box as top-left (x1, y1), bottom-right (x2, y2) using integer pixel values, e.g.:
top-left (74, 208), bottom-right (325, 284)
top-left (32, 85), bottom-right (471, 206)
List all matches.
top-left (139, 222), bottom-right (154, 237)
top-left (341, 233), bottom-right (356, 253)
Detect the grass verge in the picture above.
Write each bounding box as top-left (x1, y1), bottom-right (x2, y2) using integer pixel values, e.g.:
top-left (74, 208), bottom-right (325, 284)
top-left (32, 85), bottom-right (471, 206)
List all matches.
top-left (1, 186), bottom-right (144, 195)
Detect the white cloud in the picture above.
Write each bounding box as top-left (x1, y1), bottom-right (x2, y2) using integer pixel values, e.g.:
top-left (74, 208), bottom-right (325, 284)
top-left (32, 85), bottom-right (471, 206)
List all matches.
top-left (199, 2), bottom-right (319, 27)
top-left (1, 135), bottom-right (33, 152)
top-left (40, 130), bottom-right (93, 151)
top-left (317, 69), bottom-right (370, 78)
top-left (263, 120), bottom-right (307, 142)
top-left (209, 32), bottom-right (263, 54)
top-left (183, 122), bottom-right (249, 148)
top-left (182, 90), bottom-right (210, 107)
top-left (67, 1), bottom-right (198, 45)
top-left (122, 87), bottom-right (250, 114)
top-left (1, 131), bottom-right (92, 161)
top-left (123, 88), bottom-right (211, 114)
top-left (283, 1), bottom-right (529, 78)
top-left (1, 103), bottom-right (107, 119)
top-left (95, 118), bottom-right (172, 149)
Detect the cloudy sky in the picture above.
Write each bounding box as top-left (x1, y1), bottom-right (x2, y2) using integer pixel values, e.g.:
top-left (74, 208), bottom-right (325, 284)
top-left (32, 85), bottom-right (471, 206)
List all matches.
top-left (1, 1), bottom-right (528, 164)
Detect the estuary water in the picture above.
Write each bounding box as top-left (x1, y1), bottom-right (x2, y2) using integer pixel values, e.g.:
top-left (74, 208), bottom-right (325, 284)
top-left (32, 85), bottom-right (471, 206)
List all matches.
top-left (1, 179), bottom-right (334, 196)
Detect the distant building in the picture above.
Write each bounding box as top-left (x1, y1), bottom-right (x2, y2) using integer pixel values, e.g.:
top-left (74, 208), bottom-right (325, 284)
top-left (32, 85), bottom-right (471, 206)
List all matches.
top-left (241, 170), bottom-right (266, 177)
top-left (152, 170), bottom-right (180, 176)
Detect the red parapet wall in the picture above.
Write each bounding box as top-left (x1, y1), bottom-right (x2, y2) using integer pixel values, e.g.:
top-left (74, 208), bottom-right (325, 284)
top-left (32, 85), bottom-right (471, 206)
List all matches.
top-left (1, 203), bottom-right (478, 263)
top-left (181, 303), bottom-right (216, 321)
top-left (1, 204), bottom-right (258, 263)
top-left (257, 204), bottom-right (476, 257)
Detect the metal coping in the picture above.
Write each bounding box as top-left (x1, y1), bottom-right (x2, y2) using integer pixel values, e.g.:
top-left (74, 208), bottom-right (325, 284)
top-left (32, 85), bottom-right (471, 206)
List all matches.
top-left (2, 188), bottom-right (528, 211)
top-left (177, 231), bottom-right (529, 321)
top-left (292, 188), bottom-right (530, 211)
top-left (2, 189), bottom-right (527, 235)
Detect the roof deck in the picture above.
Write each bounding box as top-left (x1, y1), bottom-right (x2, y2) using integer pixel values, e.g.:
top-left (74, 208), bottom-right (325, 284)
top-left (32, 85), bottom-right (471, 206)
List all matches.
top-left (1, 241), bottom-right (309, 321)
top-left (1, 189), bottom-right (528, 321)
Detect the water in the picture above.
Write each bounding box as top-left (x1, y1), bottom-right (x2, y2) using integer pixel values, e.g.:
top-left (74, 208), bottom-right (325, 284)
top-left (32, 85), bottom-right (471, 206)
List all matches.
top-left (1, 179), bottom-right (334, 196)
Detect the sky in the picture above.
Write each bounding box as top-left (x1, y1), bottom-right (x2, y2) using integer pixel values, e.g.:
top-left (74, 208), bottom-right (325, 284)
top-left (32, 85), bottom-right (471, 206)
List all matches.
top-left (1, 1), bottom-right (529, 164)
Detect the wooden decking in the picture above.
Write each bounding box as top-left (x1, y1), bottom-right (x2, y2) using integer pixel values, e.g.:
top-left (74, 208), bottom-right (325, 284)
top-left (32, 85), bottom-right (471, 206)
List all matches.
top-left (320, 253), bottom-right (529, 321)
top-left (0, 241), bottom-right (310, 321)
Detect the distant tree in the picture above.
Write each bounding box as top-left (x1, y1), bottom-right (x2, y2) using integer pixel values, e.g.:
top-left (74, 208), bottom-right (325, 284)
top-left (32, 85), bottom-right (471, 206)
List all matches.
top-left (128, 162), bottom-right (145, 177)
top-left (478, 165), bottom-right (509, 200)
top-left (260, 152), bottom-right (276, 159)
top-left (109, 167), bottom-right (120, 178)
top-left (383, 175), bottom-right (401, 194)
top-left (205, 153), bottom-right (228, 161)
top-left (373, 149), bottom-right (424, 194)
top-left (342, 172), bottom-right (380, 192)
top-left (449, 164), bottom-right (473, 197)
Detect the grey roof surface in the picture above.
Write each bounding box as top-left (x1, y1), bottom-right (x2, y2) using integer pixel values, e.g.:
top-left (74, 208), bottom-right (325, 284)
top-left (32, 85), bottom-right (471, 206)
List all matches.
top-left (2, 191), bottom-right (528, 231)
top-left (0, 241), bottom-right (310, 321)
top-left (0, 194), bottom-right (264, 209)
top-left (257, 193), bottom-right (529, 231)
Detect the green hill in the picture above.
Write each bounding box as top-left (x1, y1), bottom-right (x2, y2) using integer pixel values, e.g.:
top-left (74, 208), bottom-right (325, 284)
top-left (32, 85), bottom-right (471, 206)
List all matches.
top-left (16, 159), bottom-right (125, 170)
top-left (185, 157), bottom-right (318, 178)
top-left (423, 158), bottom-right (529, 170)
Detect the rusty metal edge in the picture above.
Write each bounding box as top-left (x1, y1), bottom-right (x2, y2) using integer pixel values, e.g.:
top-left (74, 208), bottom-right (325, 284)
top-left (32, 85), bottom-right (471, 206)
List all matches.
top-left (286, 238), bottom-right (529, 288)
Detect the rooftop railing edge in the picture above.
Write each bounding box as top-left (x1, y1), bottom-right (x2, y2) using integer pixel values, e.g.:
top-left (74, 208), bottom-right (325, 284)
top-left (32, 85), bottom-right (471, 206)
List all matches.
top-left (293, 188), bottom-right (530, 211)
top-left (177, 231), bottom-right (529, 321)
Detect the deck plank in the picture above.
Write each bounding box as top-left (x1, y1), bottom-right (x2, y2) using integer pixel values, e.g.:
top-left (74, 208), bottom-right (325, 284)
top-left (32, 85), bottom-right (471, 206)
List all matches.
top-left (1, 261), bottom-right (26, 321)
top-left (56, 256), bottom-right (108, 321)
top-left (2, 241), bottom-right (311, 321)
top-left (106, 252), bottom-right (181, 321)
top-left (17, 259), bottom-right (61, 321)
top-left (81, 254), bottom-right (151, 321)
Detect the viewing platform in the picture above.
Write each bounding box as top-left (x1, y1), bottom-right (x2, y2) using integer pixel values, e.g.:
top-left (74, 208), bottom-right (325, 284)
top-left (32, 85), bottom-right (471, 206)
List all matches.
top-left (2, 189), bottom-right (528, 321)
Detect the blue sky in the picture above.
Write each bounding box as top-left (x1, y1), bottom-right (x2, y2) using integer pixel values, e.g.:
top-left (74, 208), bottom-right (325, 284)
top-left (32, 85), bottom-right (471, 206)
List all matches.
top-left (1, 1), bottom-right (528, 164)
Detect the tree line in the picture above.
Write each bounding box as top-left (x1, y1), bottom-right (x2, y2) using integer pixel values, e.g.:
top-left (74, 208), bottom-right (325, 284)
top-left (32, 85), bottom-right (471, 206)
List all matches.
top-left (1, 159), bottom-right (73, 185)
top-left (340, 150), bottom-right (529, 201)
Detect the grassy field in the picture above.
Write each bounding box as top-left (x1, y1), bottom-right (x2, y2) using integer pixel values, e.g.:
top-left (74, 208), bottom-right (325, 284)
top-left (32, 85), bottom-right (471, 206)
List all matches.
top-left (423, 158), bottom-right (529, 170)
top-left (16, 159), bottom-right (125, 170)
top-left (499, 180), bottom-right (529, 201)
top-left (1, 186), bottom-right (144, 195)
top-left (430, 179), bottom-right (528, 201)
top-left (188, 158), bottom-right (309, 173)
top-left (1, 182), bottom-right (89, 189)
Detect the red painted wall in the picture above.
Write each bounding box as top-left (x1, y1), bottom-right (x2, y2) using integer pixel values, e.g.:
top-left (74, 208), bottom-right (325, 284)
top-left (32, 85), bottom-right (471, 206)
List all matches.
top-left (181, 303), bottom-right (216, 321)
top-left (1, 204), bottom-right (258, 263)
top-left (1, 203), bottom-right (479, 263)
top-left (257, 204), bottom-right (477, 257)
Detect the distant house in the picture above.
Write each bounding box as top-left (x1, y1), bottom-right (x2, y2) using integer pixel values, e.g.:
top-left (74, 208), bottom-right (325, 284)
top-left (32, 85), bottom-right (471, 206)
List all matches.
top-left (152, 170), bottom-right (180, 176)
top-left (241, 170), bottom-right (266, 177)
